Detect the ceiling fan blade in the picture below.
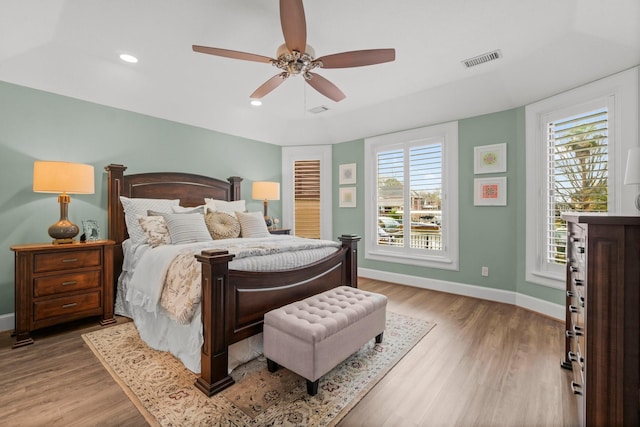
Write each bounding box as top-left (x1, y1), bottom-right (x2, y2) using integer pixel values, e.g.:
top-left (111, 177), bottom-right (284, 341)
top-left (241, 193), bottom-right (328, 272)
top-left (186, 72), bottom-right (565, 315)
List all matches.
top-left (280, 0), bottom-right (307, 53)
top-left (316, 48), bottom-right (396, 68)
top-left (250, 73), bottom-right (288, 99)
top-left (192, 45), bottom-right (274, 63)
top-left (305, 72), bottom-right (346, 102)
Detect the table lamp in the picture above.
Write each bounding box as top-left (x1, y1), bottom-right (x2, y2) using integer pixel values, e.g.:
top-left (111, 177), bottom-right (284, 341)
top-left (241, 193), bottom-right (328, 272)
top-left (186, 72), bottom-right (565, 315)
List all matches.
top-left (252, 181), bottom-right (280, 225)
top-left (624, 147), bottom-right (640, 212)
top-left (33, 161), bottom-right (95, 244)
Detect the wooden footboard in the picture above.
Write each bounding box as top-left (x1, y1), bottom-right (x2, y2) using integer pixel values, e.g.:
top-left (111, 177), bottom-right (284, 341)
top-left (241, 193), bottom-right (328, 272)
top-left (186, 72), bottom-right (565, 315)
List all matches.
top-left (194, 235), bottom-right (360, 396)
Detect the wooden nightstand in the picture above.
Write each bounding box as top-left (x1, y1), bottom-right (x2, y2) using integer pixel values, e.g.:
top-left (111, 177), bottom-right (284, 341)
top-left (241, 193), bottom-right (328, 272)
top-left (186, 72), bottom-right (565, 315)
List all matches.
top-left (269, 228), bottom-right (291, 235)
top-left (11, 240), bottom-right (116, 348)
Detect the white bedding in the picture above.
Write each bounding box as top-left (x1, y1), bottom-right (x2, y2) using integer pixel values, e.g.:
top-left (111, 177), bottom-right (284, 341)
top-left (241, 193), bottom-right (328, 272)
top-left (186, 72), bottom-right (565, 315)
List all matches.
top-left (115, 235), bottom-right (340, 373)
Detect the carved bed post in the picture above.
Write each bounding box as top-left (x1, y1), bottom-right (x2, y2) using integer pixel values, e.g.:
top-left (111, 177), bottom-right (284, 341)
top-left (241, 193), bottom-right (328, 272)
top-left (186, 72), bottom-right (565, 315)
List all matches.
top-left (228, 176), bottom-right (242, 201)
top-left (104, 164), bottom-right (127, 288)
top-left (194, 249), bottom-right (236, 396)
top-left (339, 234), bottom-right (361, 287)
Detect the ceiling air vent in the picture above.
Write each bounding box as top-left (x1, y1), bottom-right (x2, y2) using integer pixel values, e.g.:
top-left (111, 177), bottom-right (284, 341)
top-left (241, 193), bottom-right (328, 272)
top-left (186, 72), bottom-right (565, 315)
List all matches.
top-left (462, 50), bottom-right (502, 68)
top-left (309, 105), bottom-right (329, 114)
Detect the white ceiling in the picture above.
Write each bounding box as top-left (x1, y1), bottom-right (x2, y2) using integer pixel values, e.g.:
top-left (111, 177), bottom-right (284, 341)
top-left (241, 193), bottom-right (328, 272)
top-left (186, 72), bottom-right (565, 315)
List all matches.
top-left (1, 0), bottom-right (639, 146)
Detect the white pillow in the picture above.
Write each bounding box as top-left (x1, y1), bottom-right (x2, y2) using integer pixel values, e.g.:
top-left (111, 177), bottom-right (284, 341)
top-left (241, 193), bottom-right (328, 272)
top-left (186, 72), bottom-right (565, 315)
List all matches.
top-left (161, 213), bottom-right (213, 245)
top-left (120, 196), bottom-right (179, 245)
top-left (204, 198), bottom-right (246, 216)
top-left (172, 205), bottom-right (205, 214)
top-left (236, 211), bottom-right (271, 238)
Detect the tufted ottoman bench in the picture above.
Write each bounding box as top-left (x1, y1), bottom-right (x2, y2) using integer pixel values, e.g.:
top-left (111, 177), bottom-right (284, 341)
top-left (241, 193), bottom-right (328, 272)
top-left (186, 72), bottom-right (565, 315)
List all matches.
top-left (263, 286), bottom-right (387, 396)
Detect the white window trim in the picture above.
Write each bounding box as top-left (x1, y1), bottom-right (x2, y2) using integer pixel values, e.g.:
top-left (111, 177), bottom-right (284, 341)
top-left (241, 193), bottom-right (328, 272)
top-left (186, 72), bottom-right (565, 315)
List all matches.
top-left (282, 145), bottom-right (332, 240)
top-left (525, 67), bottom-right (639, 289)
top-left (364, 121), bottom-right (459, 270)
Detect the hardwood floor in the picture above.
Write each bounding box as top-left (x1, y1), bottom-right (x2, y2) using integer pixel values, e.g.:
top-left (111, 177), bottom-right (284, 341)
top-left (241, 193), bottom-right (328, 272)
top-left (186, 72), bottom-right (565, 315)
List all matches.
top-left (0, 279), bottom-right (579, 426)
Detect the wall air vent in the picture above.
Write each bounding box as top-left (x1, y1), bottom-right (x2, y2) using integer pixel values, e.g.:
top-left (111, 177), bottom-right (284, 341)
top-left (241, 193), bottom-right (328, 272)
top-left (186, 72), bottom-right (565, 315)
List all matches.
top-left (462, 50), bottom-right (502, 68)
top-left (309, 105), bottom-right (329, 114)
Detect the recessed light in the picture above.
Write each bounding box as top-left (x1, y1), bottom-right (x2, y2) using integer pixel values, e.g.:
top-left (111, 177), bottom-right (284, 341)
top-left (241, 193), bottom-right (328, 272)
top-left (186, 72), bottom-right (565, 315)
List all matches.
top-left (119, 54), bottom-right (138, 63)
top-left (250, 99), bottom-right (262, 106)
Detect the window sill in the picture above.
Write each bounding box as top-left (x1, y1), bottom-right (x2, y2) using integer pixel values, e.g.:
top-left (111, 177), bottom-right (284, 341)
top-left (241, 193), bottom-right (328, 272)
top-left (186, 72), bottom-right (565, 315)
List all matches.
top-left (365, 248), bottom-right (459, 271)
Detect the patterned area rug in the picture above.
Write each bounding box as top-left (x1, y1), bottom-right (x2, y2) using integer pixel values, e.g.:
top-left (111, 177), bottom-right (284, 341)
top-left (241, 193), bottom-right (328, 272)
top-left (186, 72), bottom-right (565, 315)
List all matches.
top-left (82, 312), bottom-right (435, 426)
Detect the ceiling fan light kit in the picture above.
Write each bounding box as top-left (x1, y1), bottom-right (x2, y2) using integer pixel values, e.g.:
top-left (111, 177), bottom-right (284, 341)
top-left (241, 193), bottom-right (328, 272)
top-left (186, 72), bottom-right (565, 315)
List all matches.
top-left (193, 0), bottom-right (395, 102)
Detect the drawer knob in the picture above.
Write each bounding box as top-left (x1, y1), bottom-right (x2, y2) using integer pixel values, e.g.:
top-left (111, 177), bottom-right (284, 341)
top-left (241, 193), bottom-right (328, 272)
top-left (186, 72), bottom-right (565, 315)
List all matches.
top-left (568, 305), bottom-right (579, 313)
top-left (566, 330), bottom-right (576, 339)
top-left (566, 290), bottom-right (575, 298)
top-left (577, 246), bottom-right (585, 254)
top-left (569, 266), bottom-right (578, 273)
top-left (571, 381), bottom-right (583, 395)
top-left (573, 325), bottom-right (584, 336)
top-left (579, 296), bottom-right (585, 307)
top-left (573, 279), bottom-right (584, 286)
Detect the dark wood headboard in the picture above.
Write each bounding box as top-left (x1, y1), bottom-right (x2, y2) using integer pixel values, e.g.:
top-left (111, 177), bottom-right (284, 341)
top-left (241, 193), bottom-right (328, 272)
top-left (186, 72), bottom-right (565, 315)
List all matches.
top-left (104, 164), bottom-right (242, 276)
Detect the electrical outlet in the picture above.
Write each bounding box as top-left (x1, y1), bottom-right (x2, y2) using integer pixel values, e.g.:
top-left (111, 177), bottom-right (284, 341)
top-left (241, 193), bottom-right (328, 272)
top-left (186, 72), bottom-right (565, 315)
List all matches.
top-left (481, 266), bottom-right (489, 277)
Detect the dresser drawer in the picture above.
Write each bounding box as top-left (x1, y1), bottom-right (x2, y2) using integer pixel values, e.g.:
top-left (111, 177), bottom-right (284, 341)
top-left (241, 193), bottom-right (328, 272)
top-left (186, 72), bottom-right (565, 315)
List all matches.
top-left (34, 249), bottom-right (101, 273)
top-left (34, 270), bottom-right (101, 297)
top-left (33, 291), bottom-right (101, 321)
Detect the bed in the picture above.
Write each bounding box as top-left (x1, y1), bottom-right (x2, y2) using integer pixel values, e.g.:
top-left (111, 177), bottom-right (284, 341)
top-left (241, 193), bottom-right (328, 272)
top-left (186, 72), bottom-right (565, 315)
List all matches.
top-left (105, 164), bottom-right (360, 396)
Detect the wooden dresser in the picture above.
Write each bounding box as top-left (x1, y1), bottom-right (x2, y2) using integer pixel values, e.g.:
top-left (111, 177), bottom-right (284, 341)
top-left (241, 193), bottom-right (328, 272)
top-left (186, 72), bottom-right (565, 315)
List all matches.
top-left (560, 214), bottom-right (640, 426)
top-left (11, 240), bottom-right (116, 348)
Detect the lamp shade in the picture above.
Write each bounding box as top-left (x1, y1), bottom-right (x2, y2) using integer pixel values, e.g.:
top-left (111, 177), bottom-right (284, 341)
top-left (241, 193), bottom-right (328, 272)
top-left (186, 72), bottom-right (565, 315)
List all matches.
top-left (624, 147), bottom-right (640, 185)
top-left (252, 181), bottom-right (280, 201)
top-left (33, 161), bottom-right (95, 194)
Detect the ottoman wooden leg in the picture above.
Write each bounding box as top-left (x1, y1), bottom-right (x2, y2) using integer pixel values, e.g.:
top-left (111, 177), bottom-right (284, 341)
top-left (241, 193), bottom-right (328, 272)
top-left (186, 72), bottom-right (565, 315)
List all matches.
top-left (375, 332), bottom-right (384, 343)
top-left (267, 359), bottom-right (279, 373)
top-left (306, 379), bottom-right (319, 396)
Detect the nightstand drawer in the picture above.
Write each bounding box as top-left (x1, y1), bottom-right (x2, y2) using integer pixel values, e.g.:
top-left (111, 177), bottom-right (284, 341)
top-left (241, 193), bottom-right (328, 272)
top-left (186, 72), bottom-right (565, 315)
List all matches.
top-left (34, 270), bottom-right (101, 297)
top-left (34, 249), bottom-right (101, 273)
top-left (33, 291), bottom-right (101, 321)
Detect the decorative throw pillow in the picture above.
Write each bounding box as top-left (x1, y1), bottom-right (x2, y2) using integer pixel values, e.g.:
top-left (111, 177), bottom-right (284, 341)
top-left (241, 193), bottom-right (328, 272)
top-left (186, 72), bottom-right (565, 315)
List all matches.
top-left (236, 211), bottom-right (271, 238)
top-left (161, 213), bottom-right (213, 245)
top-left (205, 211), bottom-right (241, 240)
top-left (204, 199), bottom-right (246, 217)
top-left (138, 216), bottom-right (171, 247)
top-left (120, 196), bottom-right (179, 246)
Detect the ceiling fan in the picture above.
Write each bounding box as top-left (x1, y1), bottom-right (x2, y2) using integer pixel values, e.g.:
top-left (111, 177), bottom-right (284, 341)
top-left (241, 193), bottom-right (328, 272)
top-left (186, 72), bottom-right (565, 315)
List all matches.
top-left (192, 0), bottom-right (395, 102)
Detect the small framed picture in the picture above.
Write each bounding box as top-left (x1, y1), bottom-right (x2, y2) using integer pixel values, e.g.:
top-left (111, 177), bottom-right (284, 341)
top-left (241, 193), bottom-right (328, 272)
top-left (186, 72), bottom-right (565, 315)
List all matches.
top-left (474, 177), bottom-right (507, 206)
top-left (339, 163), bottom-right (357, 185)
top-left (82, 220), bottom-right (100, 241)
top-left (339, 187), bottom-right (357, 208)
top-left (474, 143), bottom-right (507, 174)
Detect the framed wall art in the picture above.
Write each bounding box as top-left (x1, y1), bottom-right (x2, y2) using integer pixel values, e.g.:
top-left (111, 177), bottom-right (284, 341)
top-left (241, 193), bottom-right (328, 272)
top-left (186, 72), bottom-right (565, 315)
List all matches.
top-left (339, 163), bottom-right (356, 185)
top-left (82, 219), bottom-right (100, 241)
top-left (474, 177), bottom-right (507, 206)
top-left (339, 187), bottom-right (356, 208)
top-left (474, 143), bottom-right (507, 174)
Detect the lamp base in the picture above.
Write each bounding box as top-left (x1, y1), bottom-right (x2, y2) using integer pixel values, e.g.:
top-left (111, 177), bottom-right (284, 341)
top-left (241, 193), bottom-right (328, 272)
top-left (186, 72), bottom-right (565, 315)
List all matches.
top-left (48, 219), bottom-right (80, 245)
top-left (52, 237), bottom-right (76, 245)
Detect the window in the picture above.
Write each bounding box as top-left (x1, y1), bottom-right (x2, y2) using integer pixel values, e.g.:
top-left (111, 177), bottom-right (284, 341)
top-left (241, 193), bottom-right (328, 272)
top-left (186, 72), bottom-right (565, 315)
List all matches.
top-left (294, 160), bottom-right (321, 238)
top-left (545, 108), bottom-right (608, 265)
top-left (365, 121), bottom-right (459, 270)
top-left (282, 145), bottom-right (332, 240)
top-left (525, 68), bottom-right (638, 288)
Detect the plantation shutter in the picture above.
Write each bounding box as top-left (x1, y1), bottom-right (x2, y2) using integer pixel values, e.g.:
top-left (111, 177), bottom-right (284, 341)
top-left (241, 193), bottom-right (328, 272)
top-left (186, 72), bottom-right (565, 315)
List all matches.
top-left (546, 108), bottom-right (608, 264)
top-left (294, 160), bottom-right (321, 238)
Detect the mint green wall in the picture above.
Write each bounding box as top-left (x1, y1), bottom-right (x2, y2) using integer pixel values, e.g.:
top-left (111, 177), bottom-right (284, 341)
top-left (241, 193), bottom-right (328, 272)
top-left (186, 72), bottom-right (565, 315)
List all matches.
top-left (0, 82), bottom-right (282, 316)
top-left (332, 110), bottom-right (565, 305)
top-left (0, 80), bottom-right (566, 318)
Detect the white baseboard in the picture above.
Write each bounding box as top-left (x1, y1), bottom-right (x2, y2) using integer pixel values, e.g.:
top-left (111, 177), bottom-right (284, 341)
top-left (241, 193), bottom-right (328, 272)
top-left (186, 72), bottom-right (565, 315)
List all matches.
top-left (0, 312), bottom-right (14, 333)
top-left (358, 267), bottom-right (564, 321)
